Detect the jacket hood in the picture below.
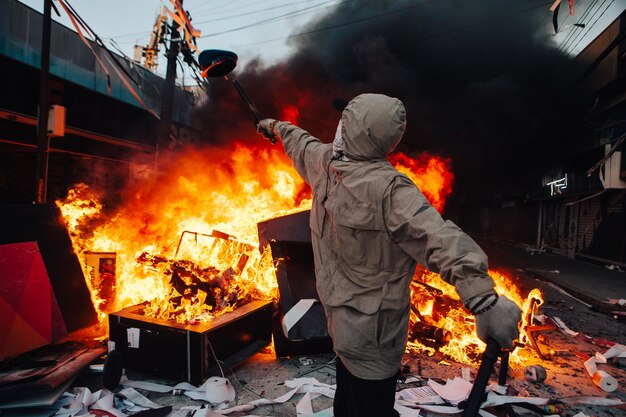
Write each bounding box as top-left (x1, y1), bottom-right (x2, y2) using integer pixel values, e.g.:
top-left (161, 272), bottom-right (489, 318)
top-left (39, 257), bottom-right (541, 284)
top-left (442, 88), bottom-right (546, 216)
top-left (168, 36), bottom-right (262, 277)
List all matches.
top-left (341, 93), bottom-right (406, 162)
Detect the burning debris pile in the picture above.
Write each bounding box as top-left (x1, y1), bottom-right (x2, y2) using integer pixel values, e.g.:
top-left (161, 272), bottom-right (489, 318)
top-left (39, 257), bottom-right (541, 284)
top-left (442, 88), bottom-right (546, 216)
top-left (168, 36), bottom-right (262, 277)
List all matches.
top-left (56, 143), bottom-right (305, 323)
top-left (407, 268), bottom-right (542, 366)
top-left (136, 248), bottom-right (256, 324)
top-left (56, 137), bottom-right (541, 366)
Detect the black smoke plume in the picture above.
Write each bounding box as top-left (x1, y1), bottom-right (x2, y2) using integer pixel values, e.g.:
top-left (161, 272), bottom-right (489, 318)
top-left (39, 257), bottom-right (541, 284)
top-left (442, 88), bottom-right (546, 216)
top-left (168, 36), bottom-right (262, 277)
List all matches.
top-left (193, 0), bottom-right (595, 202)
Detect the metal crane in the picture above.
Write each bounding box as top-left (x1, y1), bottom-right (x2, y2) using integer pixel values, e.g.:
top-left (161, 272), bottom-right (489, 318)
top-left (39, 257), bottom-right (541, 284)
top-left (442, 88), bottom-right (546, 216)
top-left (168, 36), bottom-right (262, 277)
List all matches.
top-left (133, 7), bottom-right (168, 71)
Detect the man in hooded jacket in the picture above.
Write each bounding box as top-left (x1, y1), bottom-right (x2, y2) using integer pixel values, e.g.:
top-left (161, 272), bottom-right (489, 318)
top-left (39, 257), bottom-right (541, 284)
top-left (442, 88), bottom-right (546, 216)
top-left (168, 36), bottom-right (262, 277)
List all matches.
top-left (258, 93), bottom-right (521, 417)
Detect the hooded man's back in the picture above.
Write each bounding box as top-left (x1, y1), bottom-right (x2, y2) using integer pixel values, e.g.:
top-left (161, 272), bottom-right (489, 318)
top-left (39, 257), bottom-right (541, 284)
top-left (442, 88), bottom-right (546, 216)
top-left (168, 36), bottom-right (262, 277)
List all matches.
top-left (259, 93), bottom-right (520, 417)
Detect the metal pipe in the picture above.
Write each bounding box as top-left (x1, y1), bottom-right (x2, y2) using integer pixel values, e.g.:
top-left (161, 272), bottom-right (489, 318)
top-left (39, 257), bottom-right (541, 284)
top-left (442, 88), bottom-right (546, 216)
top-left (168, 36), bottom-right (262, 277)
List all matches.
top-left (0, 138), bottom-right (137, 165)
top-left (462, 339), bottom-right (501, 417)
top-left (230, 78), bottom-right (276, 143)
top-left (0, 108), bottom-right (155, 152)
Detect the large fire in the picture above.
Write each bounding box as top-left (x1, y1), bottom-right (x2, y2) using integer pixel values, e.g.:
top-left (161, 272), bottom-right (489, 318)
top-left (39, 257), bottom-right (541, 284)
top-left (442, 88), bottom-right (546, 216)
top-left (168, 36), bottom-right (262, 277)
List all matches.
top-left (57, 132), bottom-right (540, 366)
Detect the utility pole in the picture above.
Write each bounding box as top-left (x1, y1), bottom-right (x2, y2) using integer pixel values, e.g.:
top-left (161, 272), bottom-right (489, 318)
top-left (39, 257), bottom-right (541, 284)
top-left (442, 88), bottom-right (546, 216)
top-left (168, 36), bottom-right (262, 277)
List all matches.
top-left (159, 0), bottom-right (182, 149)
top-left (35, 0), bottom-right (52, 203)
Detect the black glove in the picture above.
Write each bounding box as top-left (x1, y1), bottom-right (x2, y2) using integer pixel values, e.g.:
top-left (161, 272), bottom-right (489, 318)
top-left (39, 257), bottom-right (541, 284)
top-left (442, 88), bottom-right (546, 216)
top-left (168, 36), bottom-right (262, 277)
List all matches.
top-left (474, 295), bottom-right (521, 350)
top-left (257, 118), bottom-right (277, 143)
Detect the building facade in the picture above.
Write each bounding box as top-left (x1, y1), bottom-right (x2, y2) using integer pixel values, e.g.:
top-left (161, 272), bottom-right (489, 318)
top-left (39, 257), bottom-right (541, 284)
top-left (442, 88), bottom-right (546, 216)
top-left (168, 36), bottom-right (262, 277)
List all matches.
top-left (535, 11), bottom-right (626, 264)
top-left (0, 0), bottom-right (199, 205)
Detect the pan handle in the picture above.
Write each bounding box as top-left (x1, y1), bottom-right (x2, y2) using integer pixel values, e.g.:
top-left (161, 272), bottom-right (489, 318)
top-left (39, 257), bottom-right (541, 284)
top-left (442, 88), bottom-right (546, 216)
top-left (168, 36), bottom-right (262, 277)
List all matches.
top-left (461, 338), bottom-right (501, 417)
top-left (231, 80), bottom-right (277, 144)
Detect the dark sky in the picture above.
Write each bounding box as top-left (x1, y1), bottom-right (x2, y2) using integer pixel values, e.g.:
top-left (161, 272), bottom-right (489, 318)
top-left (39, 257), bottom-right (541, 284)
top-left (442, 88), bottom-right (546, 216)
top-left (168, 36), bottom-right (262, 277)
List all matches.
top-left (194, 0), bottom-right (597, 201)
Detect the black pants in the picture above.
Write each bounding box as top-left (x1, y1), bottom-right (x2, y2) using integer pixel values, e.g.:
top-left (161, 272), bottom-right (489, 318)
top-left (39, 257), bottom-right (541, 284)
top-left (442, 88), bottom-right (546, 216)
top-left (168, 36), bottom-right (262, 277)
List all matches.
top-left (333, 358), bottom-right (400, 417)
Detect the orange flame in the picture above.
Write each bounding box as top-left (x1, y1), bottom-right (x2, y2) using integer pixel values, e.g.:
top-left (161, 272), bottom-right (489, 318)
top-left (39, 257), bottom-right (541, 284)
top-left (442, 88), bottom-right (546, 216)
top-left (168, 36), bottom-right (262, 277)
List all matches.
top-left (389, 152), bottom-right (454, 212)
top-left (57, 142), bottom-right (307, 325)
top-left (57, 135), bottom-right (540, 365)
top-left (408, 269), bottom-right (540, 365)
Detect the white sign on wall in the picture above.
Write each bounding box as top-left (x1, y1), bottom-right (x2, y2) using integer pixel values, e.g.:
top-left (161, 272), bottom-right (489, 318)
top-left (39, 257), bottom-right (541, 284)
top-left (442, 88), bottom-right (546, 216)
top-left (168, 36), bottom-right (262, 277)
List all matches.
top-left (546, 174), bottom-right (568, 196)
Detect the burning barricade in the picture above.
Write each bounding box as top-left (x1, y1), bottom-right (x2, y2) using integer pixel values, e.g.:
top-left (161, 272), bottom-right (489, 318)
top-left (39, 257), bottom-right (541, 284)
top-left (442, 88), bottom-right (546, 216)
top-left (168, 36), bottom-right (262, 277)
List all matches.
top-left (31, 140), bottom-right (626, 417)
top-left (55, 141), bottom-right (546, 379)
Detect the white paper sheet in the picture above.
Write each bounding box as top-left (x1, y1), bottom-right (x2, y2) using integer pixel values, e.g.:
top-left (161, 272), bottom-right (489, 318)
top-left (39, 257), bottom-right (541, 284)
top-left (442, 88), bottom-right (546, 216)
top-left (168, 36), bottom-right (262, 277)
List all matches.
top-left (296, 392), bottom-right (313, 414)
top-left (427, 377), bottom-right (473, 405)
top-left (54, 387), bottom-right (100, 417)
top-left (54, 388), bottom-right (128, 417)
top-left (394, 403), bottom-right (421, 417)
top-left (582, 345), bottom-right (621, 392)
top-left (120, 375), bottom-right (197, 393)
top-left (200, 377), bottom-right (236, 404)
top-left (178, 377), bottom-right (337, 416)
top-left (584, 357), bottom-right (598, 376)
top-left (89, 392), bottom-right (123, 417)
top-left (127, 328), bottom-right (140, 348)
top-left (396, 386), bottom-right (444, 404)
top-left (481, 391), bottom-right (550, 407)
top-left (121, 375), bottom-right (235, 403)
top-left (282, 299), bottom-right (317, 337)
top-left (596, 343), bottom-right (626, 361)
top-left (419, 404), bottom-right (463, 414)
top-left (118, 387), bottom-right (163, 409)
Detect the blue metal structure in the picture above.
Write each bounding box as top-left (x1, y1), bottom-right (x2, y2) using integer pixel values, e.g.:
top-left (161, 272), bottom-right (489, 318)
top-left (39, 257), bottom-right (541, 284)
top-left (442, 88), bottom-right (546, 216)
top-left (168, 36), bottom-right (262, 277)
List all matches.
top-left (0, 0), bottom-right (193, 126)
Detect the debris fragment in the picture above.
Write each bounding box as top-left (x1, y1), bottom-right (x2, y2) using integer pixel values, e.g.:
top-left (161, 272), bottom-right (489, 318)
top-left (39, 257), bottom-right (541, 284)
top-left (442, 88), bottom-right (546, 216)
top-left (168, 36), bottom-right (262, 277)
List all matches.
top-left (54, 386), bottom-right (165, 416)
top-left (542, 404), bottom-right (560, 414)
top-left (524, 365), bottom-right (547, 383)
top-left (591, 370), bottom-right (617, 392)
top-left (299, 357), bottom-right (314, 366)
top-left (487, 382), bottom-right (507, 395)
top-left (582, 344), bottom-right (624, 393)
top-left (203, 377), bottom-right (236, 404)
top-left (548, 348), bottom-right (573, 357)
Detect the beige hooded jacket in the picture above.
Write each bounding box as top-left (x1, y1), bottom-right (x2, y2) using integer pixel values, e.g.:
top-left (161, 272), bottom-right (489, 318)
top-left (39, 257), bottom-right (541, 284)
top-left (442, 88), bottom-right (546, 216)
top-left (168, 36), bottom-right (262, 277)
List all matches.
top-left (275, 93), bottom-right (495, 379)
